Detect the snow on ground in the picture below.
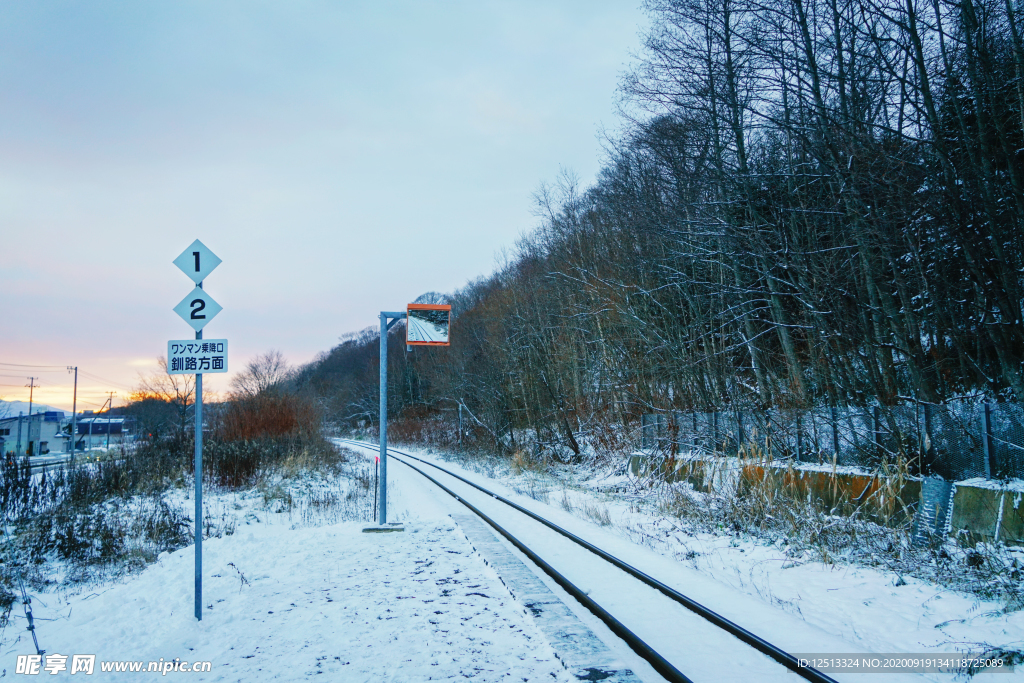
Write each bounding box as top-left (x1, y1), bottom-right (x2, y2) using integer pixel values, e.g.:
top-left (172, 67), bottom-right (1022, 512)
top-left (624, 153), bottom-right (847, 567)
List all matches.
top-left (9, 436), bottom-right (1023, 682)
top-left (363, 440), bottom-right (1024, 677)
top-left (619, 509), bottom-right (1024, 657)
top-left (3, 469), bottom-right (573, 681)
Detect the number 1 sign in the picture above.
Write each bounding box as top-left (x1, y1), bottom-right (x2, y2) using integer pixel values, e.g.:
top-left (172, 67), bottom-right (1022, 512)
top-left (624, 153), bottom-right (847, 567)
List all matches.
top-left (173, 239), bottom-right (222, 284)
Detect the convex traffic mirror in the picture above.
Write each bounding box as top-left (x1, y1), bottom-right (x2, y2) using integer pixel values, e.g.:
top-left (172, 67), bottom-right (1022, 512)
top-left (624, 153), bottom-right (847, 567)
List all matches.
top-left (406, 304), bottom-right (452, 345)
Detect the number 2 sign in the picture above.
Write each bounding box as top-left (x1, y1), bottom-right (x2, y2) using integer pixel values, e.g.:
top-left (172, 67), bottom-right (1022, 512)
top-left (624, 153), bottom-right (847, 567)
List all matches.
top-left (173, 286), bottom-right (223, 331)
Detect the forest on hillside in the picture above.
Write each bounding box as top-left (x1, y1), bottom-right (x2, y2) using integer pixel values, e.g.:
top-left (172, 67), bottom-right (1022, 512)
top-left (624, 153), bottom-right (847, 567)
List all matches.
top-left (296, 0), bottom-right (1024, 456)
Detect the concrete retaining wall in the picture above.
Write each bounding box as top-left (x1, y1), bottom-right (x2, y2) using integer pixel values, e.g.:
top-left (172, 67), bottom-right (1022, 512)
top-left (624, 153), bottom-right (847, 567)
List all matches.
top-left (629, 453), bottom-right (1024, 545)
top-left (950, 484), bottom-right (1024, 544)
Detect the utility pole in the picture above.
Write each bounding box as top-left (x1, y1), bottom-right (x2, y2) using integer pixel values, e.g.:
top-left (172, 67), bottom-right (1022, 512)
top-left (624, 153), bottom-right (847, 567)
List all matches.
top-left (68, 367), bottom-right (78, 460)
top-left (25, 378), bottom-right (36, 456)
top-left (105, 391), bottom-right (117, 449)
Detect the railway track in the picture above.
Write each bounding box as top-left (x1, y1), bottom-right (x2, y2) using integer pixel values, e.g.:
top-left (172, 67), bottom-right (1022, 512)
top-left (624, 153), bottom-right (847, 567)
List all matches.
top-left (339, 439), bottom-right (840, 683)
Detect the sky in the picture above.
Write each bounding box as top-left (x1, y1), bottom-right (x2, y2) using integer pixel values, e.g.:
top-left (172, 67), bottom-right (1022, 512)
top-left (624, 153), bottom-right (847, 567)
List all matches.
top-left (0, 1), bottom-right (647, 413)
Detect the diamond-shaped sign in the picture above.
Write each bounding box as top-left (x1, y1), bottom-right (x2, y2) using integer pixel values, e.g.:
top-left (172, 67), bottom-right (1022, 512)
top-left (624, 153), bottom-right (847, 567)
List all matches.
top-left (173, 239), bottom-right (222, 284)
top-left (173, 287), bottom-right (223, 332)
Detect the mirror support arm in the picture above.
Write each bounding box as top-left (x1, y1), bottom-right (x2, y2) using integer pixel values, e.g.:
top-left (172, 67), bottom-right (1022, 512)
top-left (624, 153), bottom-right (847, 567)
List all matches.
top-left (385, 313), bottom-right (406, 331)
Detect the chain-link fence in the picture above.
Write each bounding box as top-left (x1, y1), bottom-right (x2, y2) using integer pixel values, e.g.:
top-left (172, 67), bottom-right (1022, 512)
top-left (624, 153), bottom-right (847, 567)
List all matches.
top-left (641, 401), bottom-right (1024, 481)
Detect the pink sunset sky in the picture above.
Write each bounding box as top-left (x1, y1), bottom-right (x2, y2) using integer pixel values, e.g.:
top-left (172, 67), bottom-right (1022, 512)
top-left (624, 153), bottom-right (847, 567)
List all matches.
top-left (1, 1), bottom-right (645, 412)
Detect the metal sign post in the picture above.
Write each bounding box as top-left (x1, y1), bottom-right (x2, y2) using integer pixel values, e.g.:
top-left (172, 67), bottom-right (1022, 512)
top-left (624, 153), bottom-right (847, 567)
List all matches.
top-left (194, 323), bottom-right (203, 621)
top-left (375, 304), bottom-right (451, 526)
top-left (171, 239), bottom-right (225, 621)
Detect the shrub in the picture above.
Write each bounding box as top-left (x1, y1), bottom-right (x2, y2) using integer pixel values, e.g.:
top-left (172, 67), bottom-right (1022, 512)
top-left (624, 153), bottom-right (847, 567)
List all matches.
top-left (217, 393), bottom-right (318, 442)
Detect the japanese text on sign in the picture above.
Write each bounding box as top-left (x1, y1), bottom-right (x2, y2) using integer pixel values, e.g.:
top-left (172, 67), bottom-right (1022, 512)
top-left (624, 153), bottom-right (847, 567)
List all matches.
top-left (167, 339), bottom-right (229, 375)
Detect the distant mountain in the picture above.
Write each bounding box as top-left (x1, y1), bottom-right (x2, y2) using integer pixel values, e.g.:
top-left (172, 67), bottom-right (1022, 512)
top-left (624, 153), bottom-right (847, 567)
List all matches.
top-left (0, 400), bottom-right (67, 419)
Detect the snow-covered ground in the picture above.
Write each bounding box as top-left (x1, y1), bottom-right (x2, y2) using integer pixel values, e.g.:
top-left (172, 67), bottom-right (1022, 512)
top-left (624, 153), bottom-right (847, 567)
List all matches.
top-left (354, 440), bottom-right (1024, 680)
top-left (7, 438), bottom-right (1022, 681)
top-left (2, 461), bottom-right (573, 682)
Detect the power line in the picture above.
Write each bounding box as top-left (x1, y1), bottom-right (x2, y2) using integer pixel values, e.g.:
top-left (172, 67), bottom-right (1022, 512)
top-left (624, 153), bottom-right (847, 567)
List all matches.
top-left (77, 370), bottom-right (135, 391)
top-left (0, 369), bottom-right (66, 375)
top-left (1, 366), bottom-right (137, 401)
top-left (0, 365), bottom-right (136, 390)
top-left (0, 362), bottom-right (65, 369)
top-left (0, 376), bottom-right (56, 385)
top-left (75, 399), bottom-right (107, 408)
top-left (0, 374), bottom-right (60, 380)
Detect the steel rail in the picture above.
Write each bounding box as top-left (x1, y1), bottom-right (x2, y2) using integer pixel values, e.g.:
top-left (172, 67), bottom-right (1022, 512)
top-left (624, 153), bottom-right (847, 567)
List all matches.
top-left (385, 451), bottom-right (694, 683)
top-left (341, 439), bottom-right (838, 683)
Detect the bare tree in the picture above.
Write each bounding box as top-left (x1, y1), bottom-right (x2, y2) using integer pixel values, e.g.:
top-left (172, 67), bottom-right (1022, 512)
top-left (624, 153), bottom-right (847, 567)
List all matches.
top-left (130, 356), bottom-right (196, 437)
top-left (230, 350), bottom-right (291, 399)
top-left (292, 0), bottom-right (1024, 459)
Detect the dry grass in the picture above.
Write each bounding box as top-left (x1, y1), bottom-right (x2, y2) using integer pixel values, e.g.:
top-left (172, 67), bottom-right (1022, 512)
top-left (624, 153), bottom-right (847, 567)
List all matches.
top-left (559, 489), bottom-right (612, 526)
top-left (510, 476), bottom-right (550, 503)
top-left (510, 449), bottom-right (548, 475)
top-left (580, 500), bottom-right (612, 526)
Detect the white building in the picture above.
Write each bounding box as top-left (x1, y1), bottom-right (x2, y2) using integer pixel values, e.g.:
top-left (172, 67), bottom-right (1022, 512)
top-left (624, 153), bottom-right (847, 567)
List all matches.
top-left (0, 411), bottom-right (67, 456)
